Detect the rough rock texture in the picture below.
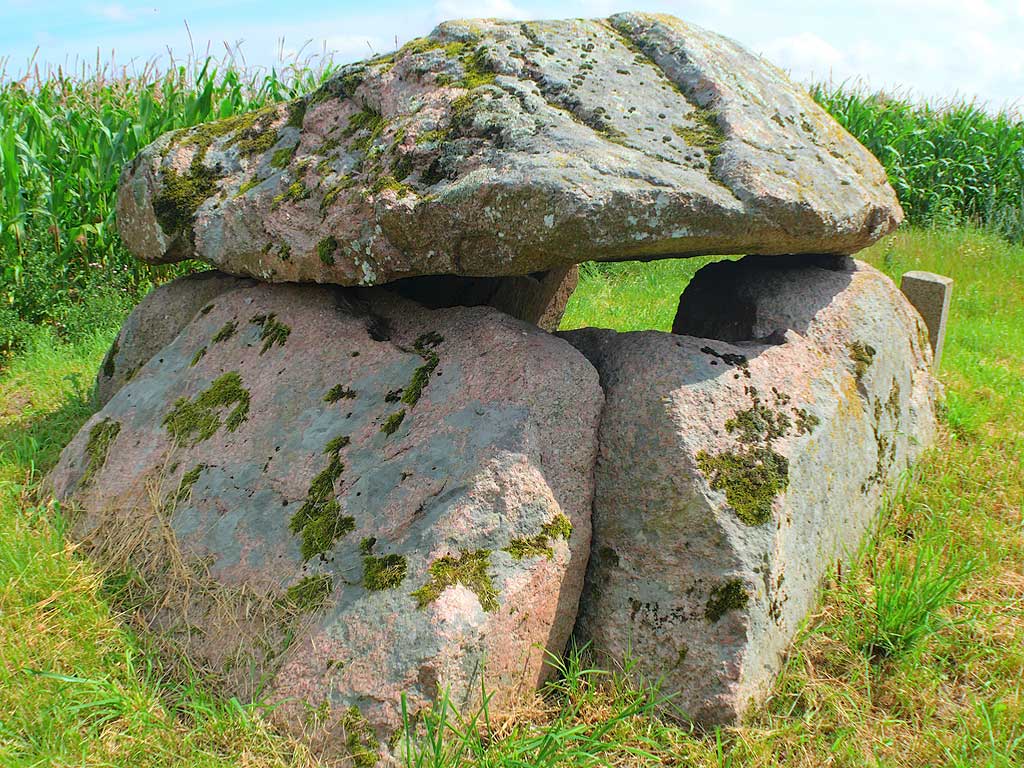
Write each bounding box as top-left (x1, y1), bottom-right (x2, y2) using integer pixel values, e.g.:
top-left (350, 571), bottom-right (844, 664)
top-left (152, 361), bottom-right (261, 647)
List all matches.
top-left (387, 265), bottom-right (578, 332)
top-left (563, 256), bottom-right (936, 725)
top-left (48, 282), bottom-right (602, 758)
top-left (117, 13), bottom-right (901, 285)
top-left (95, 270), bottom-right (251, 407)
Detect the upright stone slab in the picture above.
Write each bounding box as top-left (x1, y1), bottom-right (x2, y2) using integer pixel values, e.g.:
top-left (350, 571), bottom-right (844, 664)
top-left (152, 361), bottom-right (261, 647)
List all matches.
top-left (48, 282), bottom-right (603, 760)
top-left (564, 257), bottom-right (936, 724)
top-left (900, 270), bottom-right (952, 369)
top-left (117, 14), bottom-right (901, 285)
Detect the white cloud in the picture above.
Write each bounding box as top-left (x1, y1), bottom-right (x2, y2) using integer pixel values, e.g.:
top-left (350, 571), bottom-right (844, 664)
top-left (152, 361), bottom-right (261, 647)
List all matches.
top-left (758, 32), bottom-right (847, 82)
top-left (93, 3), bottom-right (134, 22)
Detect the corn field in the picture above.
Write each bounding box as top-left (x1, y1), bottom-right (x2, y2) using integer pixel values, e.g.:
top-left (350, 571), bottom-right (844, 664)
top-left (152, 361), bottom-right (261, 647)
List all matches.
top-left (0, 57), bottom-right (1021, 354)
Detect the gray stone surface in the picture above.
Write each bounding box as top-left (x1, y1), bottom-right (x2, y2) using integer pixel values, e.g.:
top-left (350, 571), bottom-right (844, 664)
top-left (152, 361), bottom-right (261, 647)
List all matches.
top-left (900, 270), bottom-right (953, 369)
top-left (49, 282), bottom-right (603, 757)
top-left (563, 256), bottom-right (936, 725)
top-left (117, 13), bottom-right (901, 285)
top-left (95, 270), bottom-right (250, 407)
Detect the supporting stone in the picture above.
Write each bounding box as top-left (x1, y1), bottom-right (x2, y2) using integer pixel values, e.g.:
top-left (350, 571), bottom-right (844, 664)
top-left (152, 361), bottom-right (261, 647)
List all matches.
top-left (900, 271), bottom-right (953, 369)
top-left (564, 256), bottom-right (937, 725)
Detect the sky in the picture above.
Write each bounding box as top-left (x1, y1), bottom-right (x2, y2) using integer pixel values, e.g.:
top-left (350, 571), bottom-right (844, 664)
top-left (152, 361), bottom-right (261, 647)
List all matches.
top-left (1, 0), bottom-right (1022, 112)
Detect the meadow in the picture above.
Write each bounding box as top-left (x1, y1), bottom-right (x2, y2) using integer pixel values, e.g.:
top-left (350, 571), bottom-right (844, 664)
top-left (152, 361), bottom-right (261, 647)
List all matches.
top-left (1, 55), bottom-right (1023, 767)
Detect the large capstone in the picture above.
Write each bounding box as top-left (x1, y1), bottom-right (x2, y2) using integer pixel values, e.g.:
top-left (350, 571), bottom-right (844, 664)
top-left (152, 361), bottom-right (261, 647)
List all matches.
top-left (117, 13), bottom-right (901, 285)
top-left (48, 280), bottom-right (603, 758)
top-left (562, 256), bottom-right (936, 725)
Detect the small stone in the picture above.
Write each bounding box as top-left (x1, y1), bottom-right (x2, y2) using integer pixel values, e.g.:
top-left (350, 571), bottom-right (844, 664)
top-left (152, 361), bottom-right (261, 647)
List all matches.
top-left (900, 270), bottom-right (953, 369)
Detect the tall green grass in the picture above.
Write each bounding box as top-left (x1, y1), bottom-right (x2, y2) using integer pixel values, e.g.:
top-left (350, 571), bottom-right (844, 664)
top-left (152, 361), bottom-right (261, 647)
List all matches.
top-left (0, 54), bottom-right (336, 355)
top-left (813, 84), bottom-right (1024, 239)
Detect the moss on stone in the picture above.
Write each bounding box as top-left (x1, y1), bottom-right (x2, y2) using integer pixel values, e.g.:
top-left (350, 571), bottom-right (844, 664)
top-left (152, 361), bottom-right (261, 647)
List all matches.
top-left (81, 418), bottom-right (120, 486)
top-left (412, 549), bottom-right (498, 612)
top-left (359, 536), bottom-right (377, 556)
top-left (284, 574), bottom-right (334, 612)
top-left (270, 144), bottom-right (297, 169)
top-left (697, 446), bottom-right (788, 526)
top-left (363, 553), bottom-right (408, 591)
top-left (152, 164), bottom-right (220, 235)
top-left (163, 372), bottom-right (250, 447)
top-left (848, 341), bottom-right (877, 384)
top-left (672, 108), bottom-right (726, 162)
top-left (504, 513), bottom-right (573, 561)
top-left (272, 180), bottom-right (310, 207)
top-left (370, 174), bottom-right (413, 196)
top-left (339, 705), bottom-right (380, 768)
top-left (380, 410), bottom-right (406, 436)
top-left (289, 435), bottom-right (354, 561)
top-left (344, 108), bottom-right (385, 153)
top-left (101, 335), bottom-right (119, 378)
top-left (286, 100), bottom-right (307, 130)
top-left (324, 384), bottom-right (357, 403)
top-left (212, 320), bottom-right (237, 343)
top-left (705, 578), bottom-right (749, 622)
top-left (317, 236), bottom-right (339, 266)
top-left (250, 313), bottom-right (291, 354)
top-left (793, 407), bottom-right (820, 436)
top-left (415, 129), bottom-right (449, 145)
top-left (173, 462), bottom-right (207, 504)
top-left (236, 179), bottom-right (260, 197)
top-left (190, 346), bottom-right (207, 367)
top-left (695, 386), bottom-right (796, 526)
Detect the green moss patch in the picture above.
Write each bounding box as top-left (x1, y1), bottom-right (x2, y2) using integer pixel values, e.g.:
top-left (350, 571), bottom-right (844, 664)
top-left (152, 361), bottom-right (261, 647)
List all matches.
top-left (412, 549), bottom-right (498, 612)
top-left (324, 384), bottom-right (357, 403)
top-left (695, 386), bottom-right (800, 526)
top-left (505, 513), bottom-right (573, 561)
top-left (402, 332), bottom-right (444, 408)
top-left (381, 410), bottom-right (406, 436)
top-left (173, 463), bottom-right (207, 505)
top-left (317, 236), bottom-right (339, 266)
top-left (189, 346), bottom-right (207, 367)
top-left (363, 553), bottom-right (408, 591)
top-left (249, 313), bottom-right (291, 354)
top-left (344, 108), bottom-right (385, 153)
top-left (101, 336), bottom-right (119, 378)
top-left (289, 435), bottom-right (354, 562)
top-left (81, 418), bottom-right (120, 486)
top-left (705, 579), bottom-right (749, 622)
top-left (284, 574), bottom-right (334, 612)
top-left (339, 706), bottom-right (380, 768)
top-left (270, 144), bottom-right (297, 169)
top-left (163, 372), bottom-right (250, 447)
top-left (212, 320), bottom-right (237, 343)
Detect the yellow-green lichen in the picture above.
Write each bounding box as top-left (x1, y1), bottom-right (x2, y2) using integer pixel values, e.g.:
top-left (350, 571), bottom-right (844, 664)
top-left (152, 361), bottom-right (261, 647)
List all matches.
top-left (317, 236), bottom-right (339, 266)
top-left (284, 574), bottom-right (334, 612)
top-left (324, 384), bottom-right (357, 403)
top-left (412, 549), bottom-right (498, 612)
top-left (272, 181), bottom-right (310, 207)
top-left (81, 418), bottom-right (120, 486)
top-left (270, 144), bottom-right (297, 169)
top-left (363, 552), bottom-right (408, 591)
top-left (162, 372), bottom-right (250, 447)
top-left (344, 108), bottom-right (385, 153)
top-left (289, 435), bottom-right (354, 561)
top-left (415, 129), bottom-right (449, 145)
top-left (705, 579), bottom-right (749, 622)
top-left (847, 341), bottom-right (877, 384)
top-left (370, 174), bottom-right (412, 196)
top-left (672, 108), bottom-right (726, 162)
top-left (250, 313), bottom-right (291, 354)
top-left (504, 513), bottom-right (573, 561)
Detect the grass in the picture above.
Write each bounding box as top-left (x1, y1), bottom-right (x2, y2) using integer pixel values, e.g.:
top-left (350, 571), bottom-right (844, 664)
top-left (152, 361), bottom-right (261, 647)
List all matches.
top-left (1, 225), bottom-right (1022, 765)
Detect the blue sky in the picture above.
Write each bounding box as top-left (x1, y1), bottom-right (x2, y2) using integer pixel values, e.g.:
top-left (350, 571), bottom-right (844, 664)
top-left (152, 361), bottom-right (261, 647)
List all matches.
top-left (2, 0), bottom-right (1022, 111)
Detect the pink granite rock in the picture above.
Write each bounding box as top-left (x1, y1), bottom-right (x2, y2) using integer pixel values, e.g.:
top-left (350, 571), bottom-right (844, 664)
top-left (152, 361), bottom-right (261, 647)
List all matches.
top-left (563, 256), bottom-right (936, 725)
top-left (117, 14), bottom-right (901, 286)
top-left (48, 282), bottom-right (602, 759)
